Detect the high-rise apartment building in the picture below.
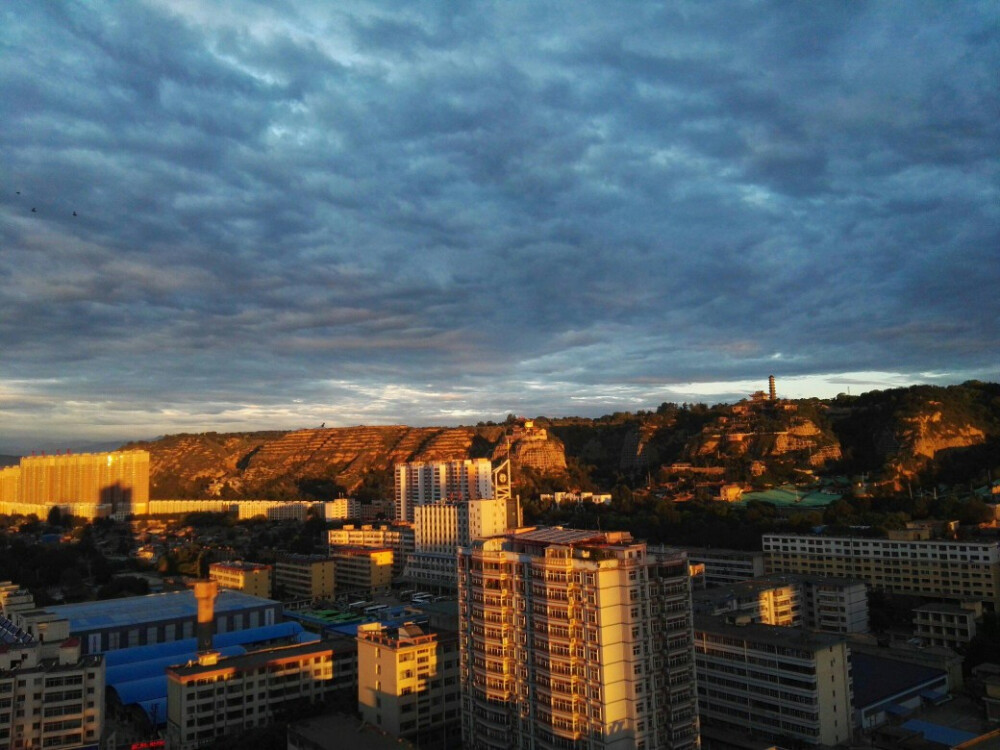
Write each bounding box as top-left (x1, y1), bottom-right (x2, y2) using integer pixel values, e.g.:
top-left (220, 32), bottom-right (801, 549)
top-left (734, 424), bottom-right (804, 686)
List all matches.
top-left (763, 533), bottom-right (1000, 606)
top-left (0, 450), bottom-right (150, 519)
top-left (394, 458), bottom-right (494, 522)
top-left (402, 459), bottom-right (518, 588)
top-left (458, 527), bottom-right (699, 750)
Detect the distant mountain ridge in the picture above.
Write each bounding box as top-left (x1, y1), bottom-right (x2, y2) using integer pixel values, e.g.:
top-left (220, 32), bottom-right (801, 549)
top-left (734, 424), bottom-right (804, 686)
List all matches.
top-left (124, 382), bottom-right (1000, 500)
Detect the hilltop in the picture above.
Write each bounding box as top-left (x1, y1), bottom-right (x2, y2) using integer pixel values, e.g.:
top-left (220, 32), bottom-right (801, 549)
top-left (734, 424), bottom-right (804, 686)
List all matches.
top-left (123, 381), bottom-right (1000, 501)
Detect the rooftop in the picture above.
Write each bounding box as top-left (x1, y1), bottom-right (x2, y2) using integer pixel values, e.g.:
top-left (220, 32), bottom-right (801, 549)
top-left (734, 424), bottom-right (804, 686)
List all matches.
top-left (694, 616), bottom-right (847, 651)
top-left (167, 639), bottom-right (338, 678)
top-left (851, 651), bottom-right (947, 708)
top-left (28, 589), bottom-right (278, 631)
top-left (509, 527), bottom-right (625, 546)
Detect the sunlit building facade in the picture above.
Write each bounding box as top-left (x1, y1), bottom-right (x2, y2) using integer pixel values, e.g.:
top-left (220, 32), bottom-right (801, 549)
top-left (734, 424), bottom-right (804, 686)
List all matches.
top-left (458, 527), bottom-right (699, 750)
top-left (763, 534), bottom-right (1000, 606)
top-left (357, 622), bottom-right (462, 745)
top-left (209, 561), bottom-right (273, 599)
top-left (166, 641), bottom-right (344, 750)
top-left (394, 458), bottom-right (494, 522)
top-left (0, 450), bottom-right (150, 519)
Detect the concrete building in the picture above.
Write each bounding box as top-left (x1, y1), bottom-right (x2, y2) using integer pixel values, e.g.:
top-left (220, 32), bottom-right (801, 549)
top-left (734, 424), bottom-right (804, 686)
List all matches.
top-left (403, 461), bottom-right (517, 589)
top-left (683, 548), bottom-right (765, 587)
top-left (328, 523), bottom-right (414, 577)
top-left (237, 500), bottom-right (310, 521)
top-left (394, 458), bottom-right (494, 523)
top-left (0, 630), bottom-right (104, 750)
top-left (763, 533), bottom-right (1000, 607)
top-left (0, 450), bottom-right (150, 519)
top-left (693, 578), bottom-right (802, 627)
top-left (166, 639), bottom-right (356, 750)
top-left (805, 577), bottom-right (869, 634)
top-left (209, 561), bottom-right (273, 599)
top-left (693, 575), bottom-right (869, 634)
top-left (274, 555), bottom-right (337, 601)
top-left (329, 547), bottom-right (393, 596)
top-left (9, 589), bottom-right (281, 655)
top-left (357, 622), bottom-right (461, 746)
top-left (323, 498), bottom-right (360, 520)
top-left (540, 492), bottom-right (613, 506)
top-left (0, 580), bottom-right (35, 616)
top-left (913, 602), bottom-right (981, 650)
top-left (694, 616), bottom-right (852, 747)
top-left (458, 527), bottom-right (699, 750)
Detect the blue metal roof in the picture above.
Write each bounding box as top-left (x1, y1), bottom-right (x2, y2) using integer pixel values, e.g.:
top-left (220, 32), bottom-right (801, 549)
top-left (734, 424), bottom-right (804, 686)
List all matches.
top-left (106, 622), bottom-right (308, 726)
top-left (40, 589), bottom-right (279, 631)
top-left (107, 645), bottom-right (246, 683)
top-left (900, 720), bottom-right (977, 746)
top-left (851, 652), bottom-right (946, 708)
top-left (212, 621), bottom-right (302, 648)
top-left (104, 638), bottom-right (197, 667)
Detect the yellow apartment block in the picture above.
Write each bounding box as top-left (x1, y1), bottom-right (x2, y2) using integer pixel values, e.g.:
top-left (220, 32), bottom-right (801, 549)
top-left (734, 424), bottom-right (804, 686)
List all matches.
top-left (329, 547), bottom-right (393, 596)
top-left (274, 555), bottom-right (336, 601)
top-left (208, 561), bottom-right (273, 599)
top-left (357, 622), bottom-right (461, 745)
top-left (0, 450), bottom-right (150, 519)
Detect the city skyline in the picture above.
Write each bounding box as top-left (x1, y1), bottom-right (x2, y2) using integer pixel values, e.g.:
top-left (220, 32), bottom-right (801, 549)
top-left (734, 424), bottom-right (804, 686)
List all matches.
top-left (3, 2), bottom-right (998, 449)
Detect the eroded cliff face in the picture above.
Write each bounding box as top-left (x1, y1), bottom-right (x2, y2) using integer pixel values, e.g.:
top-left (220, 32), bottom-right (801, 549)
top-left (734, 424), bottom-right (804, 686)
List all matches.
top-left (885, 409), bottom-right (987, 485)
top-left (138, 424), bottom-right (568, 498)
top-left (903, 411), bottom-right (986, 460)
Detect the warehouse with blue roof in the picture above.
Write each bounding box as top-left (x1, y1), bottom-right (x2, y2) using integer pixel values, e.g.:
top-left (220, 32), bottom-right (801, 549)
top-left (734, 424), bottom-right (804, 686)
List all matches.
top-left (12, 588), bottom-right (282, 654)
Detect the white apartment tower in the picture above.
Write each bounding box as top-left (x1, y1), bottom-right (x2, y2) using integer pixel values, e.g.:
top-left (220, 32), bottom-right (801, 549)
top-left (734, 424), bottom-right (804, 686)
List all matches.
top-left (394, 458), bottom-right (495, 522)
top-left (458, 527), bottom-right (699, 750)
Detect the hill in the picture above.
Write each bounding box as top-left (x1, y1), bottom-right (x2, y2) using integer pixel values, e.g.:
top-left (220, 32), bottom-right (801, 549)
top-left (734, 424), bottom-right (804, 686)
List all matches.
top-left (125, 382), bottom-right (1000, 501)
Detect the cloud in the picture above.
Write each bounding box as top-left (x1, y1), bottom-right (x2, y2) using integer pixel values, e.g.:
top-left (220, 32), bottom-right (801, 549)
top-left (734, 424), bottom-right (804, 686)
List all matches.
top-left (1, 0), bottom-right (998, 448)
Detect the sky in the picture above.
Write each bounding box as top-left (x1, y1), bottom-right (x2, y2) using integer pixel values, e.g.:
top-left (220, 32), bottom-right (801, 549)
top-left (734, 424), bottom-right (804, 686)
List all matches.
top-left (2, 2), bottom-right (998, 452)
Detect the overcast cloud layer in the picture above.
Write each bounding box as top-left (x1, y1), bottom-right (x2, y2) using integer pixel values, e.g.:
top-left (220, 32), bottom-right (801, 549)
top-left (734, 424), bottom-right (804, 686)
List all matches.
top-left (2, 1), bottom-right (998, 450)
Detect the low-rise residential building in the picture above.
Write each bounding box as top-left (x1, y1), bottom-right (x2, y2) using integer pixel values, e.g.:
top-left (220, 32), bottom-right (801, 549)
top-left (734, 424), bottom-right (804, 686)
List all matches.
top-left (166, 639), bottom-right (356, 750)
top-left (329, 547), bottom-right (393, 596)
top-left (0, 622), bottom-right (104, 750)
top-left (803, 577), bottom-right (869, 634)
top-left (693, 575), bottom-right (869, 634)
top-left (323, 498), bottom-right (361, 520)
top-left (275, 555), bottom-right (337, 601)
top-left (357, 622), bottom-right (461, 746)
top-left (0, 580), bottom-right (35, 615)
top-left (763, 533), bottom-right (1000, 606)
top-left (694, 616), bottom-right (852, 747)
top-left (209, 561), bottom-right (273, 599)
top-left (694, 579), bottom-right (801, 626)
top-left (913, 602), bottom-right (980, 650)
top-left (328, 523), bottom-right (415, 577)
top-left (684, 548), bottom-right (765, 587)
